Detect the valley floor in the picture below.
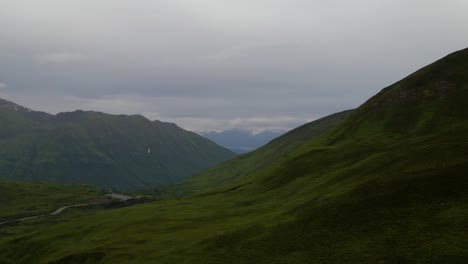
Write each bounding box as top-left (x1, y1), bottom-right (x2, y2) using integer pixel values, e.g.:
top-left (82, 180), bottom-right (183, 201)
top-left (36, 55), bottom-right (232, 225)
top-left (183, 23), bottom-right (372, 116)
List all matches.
top-left (0, 193), bottom-right (135, 226)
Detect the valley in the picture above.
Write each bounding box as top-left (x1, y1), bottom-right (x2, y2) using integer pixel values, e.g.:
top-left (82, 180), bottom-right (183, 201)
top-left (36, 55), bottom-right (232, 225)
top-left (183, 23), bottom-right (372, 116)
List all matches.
top-left (200, 129), bottom-right (286, 154)
top-left (1, 194), bottom-right (136, 228)
top-left (0, 181), bottom-right (137, 226)
top-left (0, 47), bottom-right (467, 263)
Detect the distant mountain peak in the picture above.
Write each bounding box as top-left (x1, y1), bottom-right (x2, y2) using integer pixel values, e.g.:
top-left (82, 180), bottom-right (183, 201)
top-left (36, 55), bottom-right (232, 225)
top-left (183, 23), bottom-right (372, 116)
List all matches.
top-left (200, 128), bottom-right (287, 153)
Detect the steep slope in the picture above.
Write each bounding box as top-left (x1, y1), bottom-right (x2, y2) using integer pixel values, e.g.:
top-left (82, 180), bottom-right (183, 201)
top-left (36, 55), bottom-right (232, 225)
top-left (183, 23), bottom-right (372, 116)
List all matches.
top-left (1, 48), bottom-right (468, 263)
top-left (328, 47), bottom-right (468, 142)
top-left (0, 101), bottom-right (235, 190)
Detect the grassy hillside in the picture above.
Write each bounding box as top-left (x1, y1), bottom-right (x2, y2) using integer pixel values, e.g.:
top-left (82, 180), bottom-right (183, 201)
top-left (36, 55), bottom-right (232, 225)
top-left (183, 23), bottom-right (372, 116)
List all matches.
top-left (0, 47), bottom-right (467, 263)
top-left (328, 47), bottom-right (468, 142)
top-left (0, 181), bottom-right (103, 222)
top-left (0, 101), bottom-right (235, 190)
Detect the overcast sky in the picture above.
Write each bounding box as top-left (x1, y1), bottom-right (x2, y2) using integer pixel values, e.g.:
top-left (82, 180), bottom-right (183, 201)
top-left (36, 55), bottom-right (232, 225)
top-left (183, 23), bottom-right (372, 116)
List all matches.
top-left (1, 0), bottom-right (467, 132)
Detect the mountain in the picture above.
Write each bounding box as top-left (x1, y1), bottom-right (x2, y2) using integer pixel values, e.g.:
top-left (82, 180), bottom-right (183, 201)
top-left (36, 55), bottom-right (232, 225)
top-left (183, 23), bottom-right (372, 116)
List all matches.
top-left (0, 99), bottom-right (235, 190)
top-left (1, 47), bottom-right (468, 263)
top-left (200, 129), bottom-right (286, 153)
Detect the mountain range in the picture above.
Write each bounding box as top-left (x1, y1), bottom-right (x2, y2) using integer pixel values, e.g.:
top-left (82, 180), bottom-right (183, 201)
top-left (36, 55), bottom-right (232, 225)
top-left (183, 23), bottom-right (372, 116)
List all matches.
top-left (199, 129), bottom-right (286, 153)
top-left (0, 100), bottom-right (235, 191)
top-left (1, 47), bottom-right (468, 263)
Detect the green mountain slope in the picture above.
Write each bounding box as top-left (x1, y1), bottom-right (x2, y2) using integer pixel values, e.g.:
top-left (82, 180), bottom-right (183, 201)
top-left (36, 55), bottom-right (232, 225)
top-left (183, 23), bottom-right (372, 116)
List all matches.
top-left (328, 47), bottom-right (468, 141)
top-left (0, 101), bottom-right (235, 190)
top-left (1, 47), bottom-right (468, 263)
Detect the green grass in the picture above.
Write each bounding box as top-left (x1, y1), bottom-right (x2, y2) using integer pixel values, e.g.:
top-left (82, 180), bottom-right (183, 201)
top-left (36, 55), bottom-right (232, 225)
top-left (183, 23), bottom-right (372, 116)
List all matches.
top-left (0, 181), bottom-right (104, 222)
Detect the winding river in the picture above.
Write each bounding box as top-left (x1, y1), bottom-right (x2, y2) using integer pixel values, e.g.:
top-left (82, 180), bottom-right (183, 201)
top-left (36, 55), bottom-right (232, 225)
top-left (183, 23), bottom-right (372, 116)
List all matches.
top-left (0, 193), bottom-right (135, 226)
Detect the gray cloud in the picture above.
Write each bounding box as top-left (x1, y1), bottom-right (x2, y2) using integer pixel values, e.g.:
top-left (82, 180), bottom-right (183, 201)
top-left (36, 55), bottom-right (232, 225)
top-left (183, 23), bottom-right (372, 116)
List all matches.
top-left (1, 0), bottom-right (467, 131)
top-left (0, 82), bottom-right (9, 99)
top-left (165, 116), bottom-right (313, 133)
top-left (36, 52), bottom-right (88, 64)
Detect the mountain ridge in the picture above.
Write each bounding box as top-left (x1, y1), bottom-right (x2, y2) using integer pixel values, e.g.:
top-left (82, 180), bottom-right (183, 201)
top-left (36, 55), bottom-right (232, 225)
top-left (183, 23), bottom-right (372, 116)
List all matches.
top-left (0, 99), bottom-right (235, 190)
top-left (327, 46), bottom-right (468, 143)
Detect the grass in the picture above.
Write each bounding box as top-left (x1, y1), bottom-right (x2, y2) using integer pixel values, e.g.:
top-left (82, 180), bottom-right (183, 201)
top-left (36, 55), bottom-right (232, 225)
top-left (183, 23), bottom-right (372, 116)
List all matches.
top-left (0, 181), bottom-right (104, 222)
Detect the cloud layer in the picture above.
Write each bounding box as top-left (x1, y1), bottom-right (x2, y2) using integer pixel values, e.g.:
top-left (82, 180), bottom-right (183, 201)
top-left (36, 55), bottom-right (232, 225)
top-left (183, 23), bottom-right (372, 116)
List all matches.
top-left (36, 52), bottom-right (88, 64)
top-left (1, 0), bottom-right (467, 131)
